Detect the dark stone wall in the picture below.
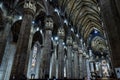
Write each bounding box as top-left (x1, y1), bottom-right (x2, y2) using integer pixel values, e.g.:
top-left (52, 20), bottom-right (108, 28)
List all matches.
top-left (115, 0), bottom-right (120, 17)
top-left (100, 0), bottom-right (120, 68)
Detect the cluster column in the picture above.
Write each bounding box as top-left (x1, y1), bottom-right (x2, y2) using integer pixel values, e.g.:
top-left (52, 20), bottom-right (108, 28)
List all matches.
top-left (0, 18), bottom-right (12, 65)
top-left (42, 16), bottom-right (53, 78)
top-left (73, 41), bottom-right (79, 79)
top-left (78, 48), bottom-right (83, 79)
top-left (10, 0), bottom-right (36, 79)
top-left (82, 52), bottom-right (87, 77)
top-left (57, 27), bottom-right (65, 78)
top-left (51, 39), bottom-right (58, 78)
top-left (66, 36), bottom-right (73, 78)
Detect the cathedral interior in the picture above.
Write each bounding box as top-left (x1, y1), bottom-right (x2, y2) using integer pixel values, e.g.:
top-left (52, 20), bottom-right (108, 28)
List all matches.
top-left (0, 0), bottom-right (120, 79)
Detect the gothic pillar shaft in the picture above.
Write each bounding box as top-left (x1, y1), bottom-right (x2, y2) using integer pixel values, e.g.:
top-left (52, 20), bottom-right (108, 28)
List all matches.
top-left (58, 39), bottom-right (64, 78)
top-left (90, 62), bottom-right (95, 72)
top-left (66, 46), bottom-right (72, 78)
top-left (49, 53), bottom-right (56, 78)
top-left (95, 62), bottom-right (99, 71)
top-left (0, 21), bottom-right (11, 64)
top-left (11, 14), bottom-right (33, 77)
top-left (43, 30), bottom-right (52, 77)
top-left (72, 41), bottom-right (79, 79)
top-left (42, 16), bottom-right (53, 78)
top-left (25, 26), bottom-right (34, 75)
top-left (79, 54), bottom-right (83, 79)
top-left (86, 59), bottom-right (91, 80)
top-left (0, 39), bottom-right (6, 65)
top-left (11, 1), bottom-right (36, 78)
top-left (83, 57), bottom-right (87, 77)
top-left (73, 51), bottom-right (79, 78)
top-left (39, 38), bottom-right (44, 78)
top-left (54, 44), bottom-right (58, 78)
top-left (3, 44), bottom-right (16, 80)
top-left (56, 59), bottom-right (58, 78)
top-left (71, 53), bottom-right (74, 78)
top-left (52, 55), bottom-right (56, 78)
top-left (53, 44), bottom-right (57, 78)
top-left (14, 16), bottom-right (32, 78)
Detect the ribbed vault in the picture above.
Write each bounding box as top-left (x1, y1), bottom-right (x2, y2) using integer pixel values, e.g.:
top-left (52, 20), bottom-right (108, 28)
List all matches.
top-left (0, 0), bottom-right (116, 79)
top-left (58, 0), bottom-right (104, 41)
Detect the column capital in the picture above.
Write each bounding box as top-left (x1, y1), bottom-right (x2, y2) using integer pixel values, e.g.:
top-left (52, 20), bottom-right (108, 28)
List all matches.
top-left (24, 0), bottom-right (36, 15)
top-left (73, 41), bottom-right (78, 51)
top-left (66, 36), bottom-right (72, 46)
top-left (44, 16), bottom-right (53, 30)
top-left (57, 27), bottom-right (65, 39)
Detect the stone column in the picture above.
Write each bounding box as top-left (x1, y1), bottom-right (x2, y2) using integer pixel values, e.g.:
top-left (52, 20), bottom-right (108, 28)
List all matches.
top-left (86, 55), bottom-right (91, 80)
top-left (90, 61), bottom-right (95, 79)
top-left (53, 40), bottom-right (58, 78)
top-left (3, 43), bottom-right (16, 80)
top-left (42, 16), bottom-right (53, 78)
top-left (57, 27), bottom-right (65, 79)
top-left (49, 52), bottom-right (55, 79)
top-left (71, 52), bottom-right (74, 78)
top-left (10, 0), bottom-right (36, 79)
top-left (82, 52), bottom-right (87, 77)
top-left (49, 40), bottom-right (58, 78)
top-left (56, 59), bottom-right (58, 78)
top-left (0, 18), bottom-right (12, 65)
top-left (25, 25), bottom-right (34, 77)
top-left (52, 54), bottom-right (56, 78)
top-left (52, 40), bottom-right (58, 78)
top-left (39, 38), bottom-right (44, 79)
top-left (78, 48), bottom-right (83, 79)
top-left (66, 36), bottom-right (72, 78)
top-left (73, 41), bottom-right (79, 79)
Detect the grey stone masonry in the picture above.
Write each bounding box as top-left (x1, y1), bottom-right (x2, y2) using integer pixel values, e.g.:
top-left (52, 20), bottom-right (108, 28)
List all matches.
top-left (10, 0), bottom-right (36, 79)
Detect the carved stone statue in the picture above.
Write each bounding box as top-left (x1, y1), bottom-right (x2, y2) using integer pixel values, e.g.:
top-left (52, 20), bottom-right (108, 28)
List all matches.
top-left (57, 27), bottom-right (65, 39)
top-left (101, 60), bottom-right (109, 77)
top-left (24, 0), bottom-right (36, 14)
top-left (44, 16), bottom-right (53, 30)
top-left (66, 36), bottom-right (72, 46)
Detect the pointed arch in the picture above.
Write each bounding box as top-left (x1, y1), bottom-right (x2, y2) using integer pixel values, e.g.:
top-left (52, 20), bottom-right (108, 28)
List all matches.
top-left (11, 20), bottom-right (22, 42)
top-left (32, 31), bottom-right (43, 48)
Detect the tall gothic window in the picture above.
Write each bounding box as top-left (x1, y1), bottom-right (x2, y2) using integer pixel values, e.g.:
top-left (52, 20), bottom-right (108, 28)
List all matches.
top-left (31, 44), bottom-right (37, 73)
top-left (27, 42), bottom-right (41, 79)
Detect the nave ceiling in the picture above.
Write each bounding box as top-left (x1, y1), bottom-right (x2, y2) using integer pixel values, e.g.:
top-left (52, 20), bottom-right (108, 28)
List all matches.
top-left (0, 0), bottom-right (108, 55)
